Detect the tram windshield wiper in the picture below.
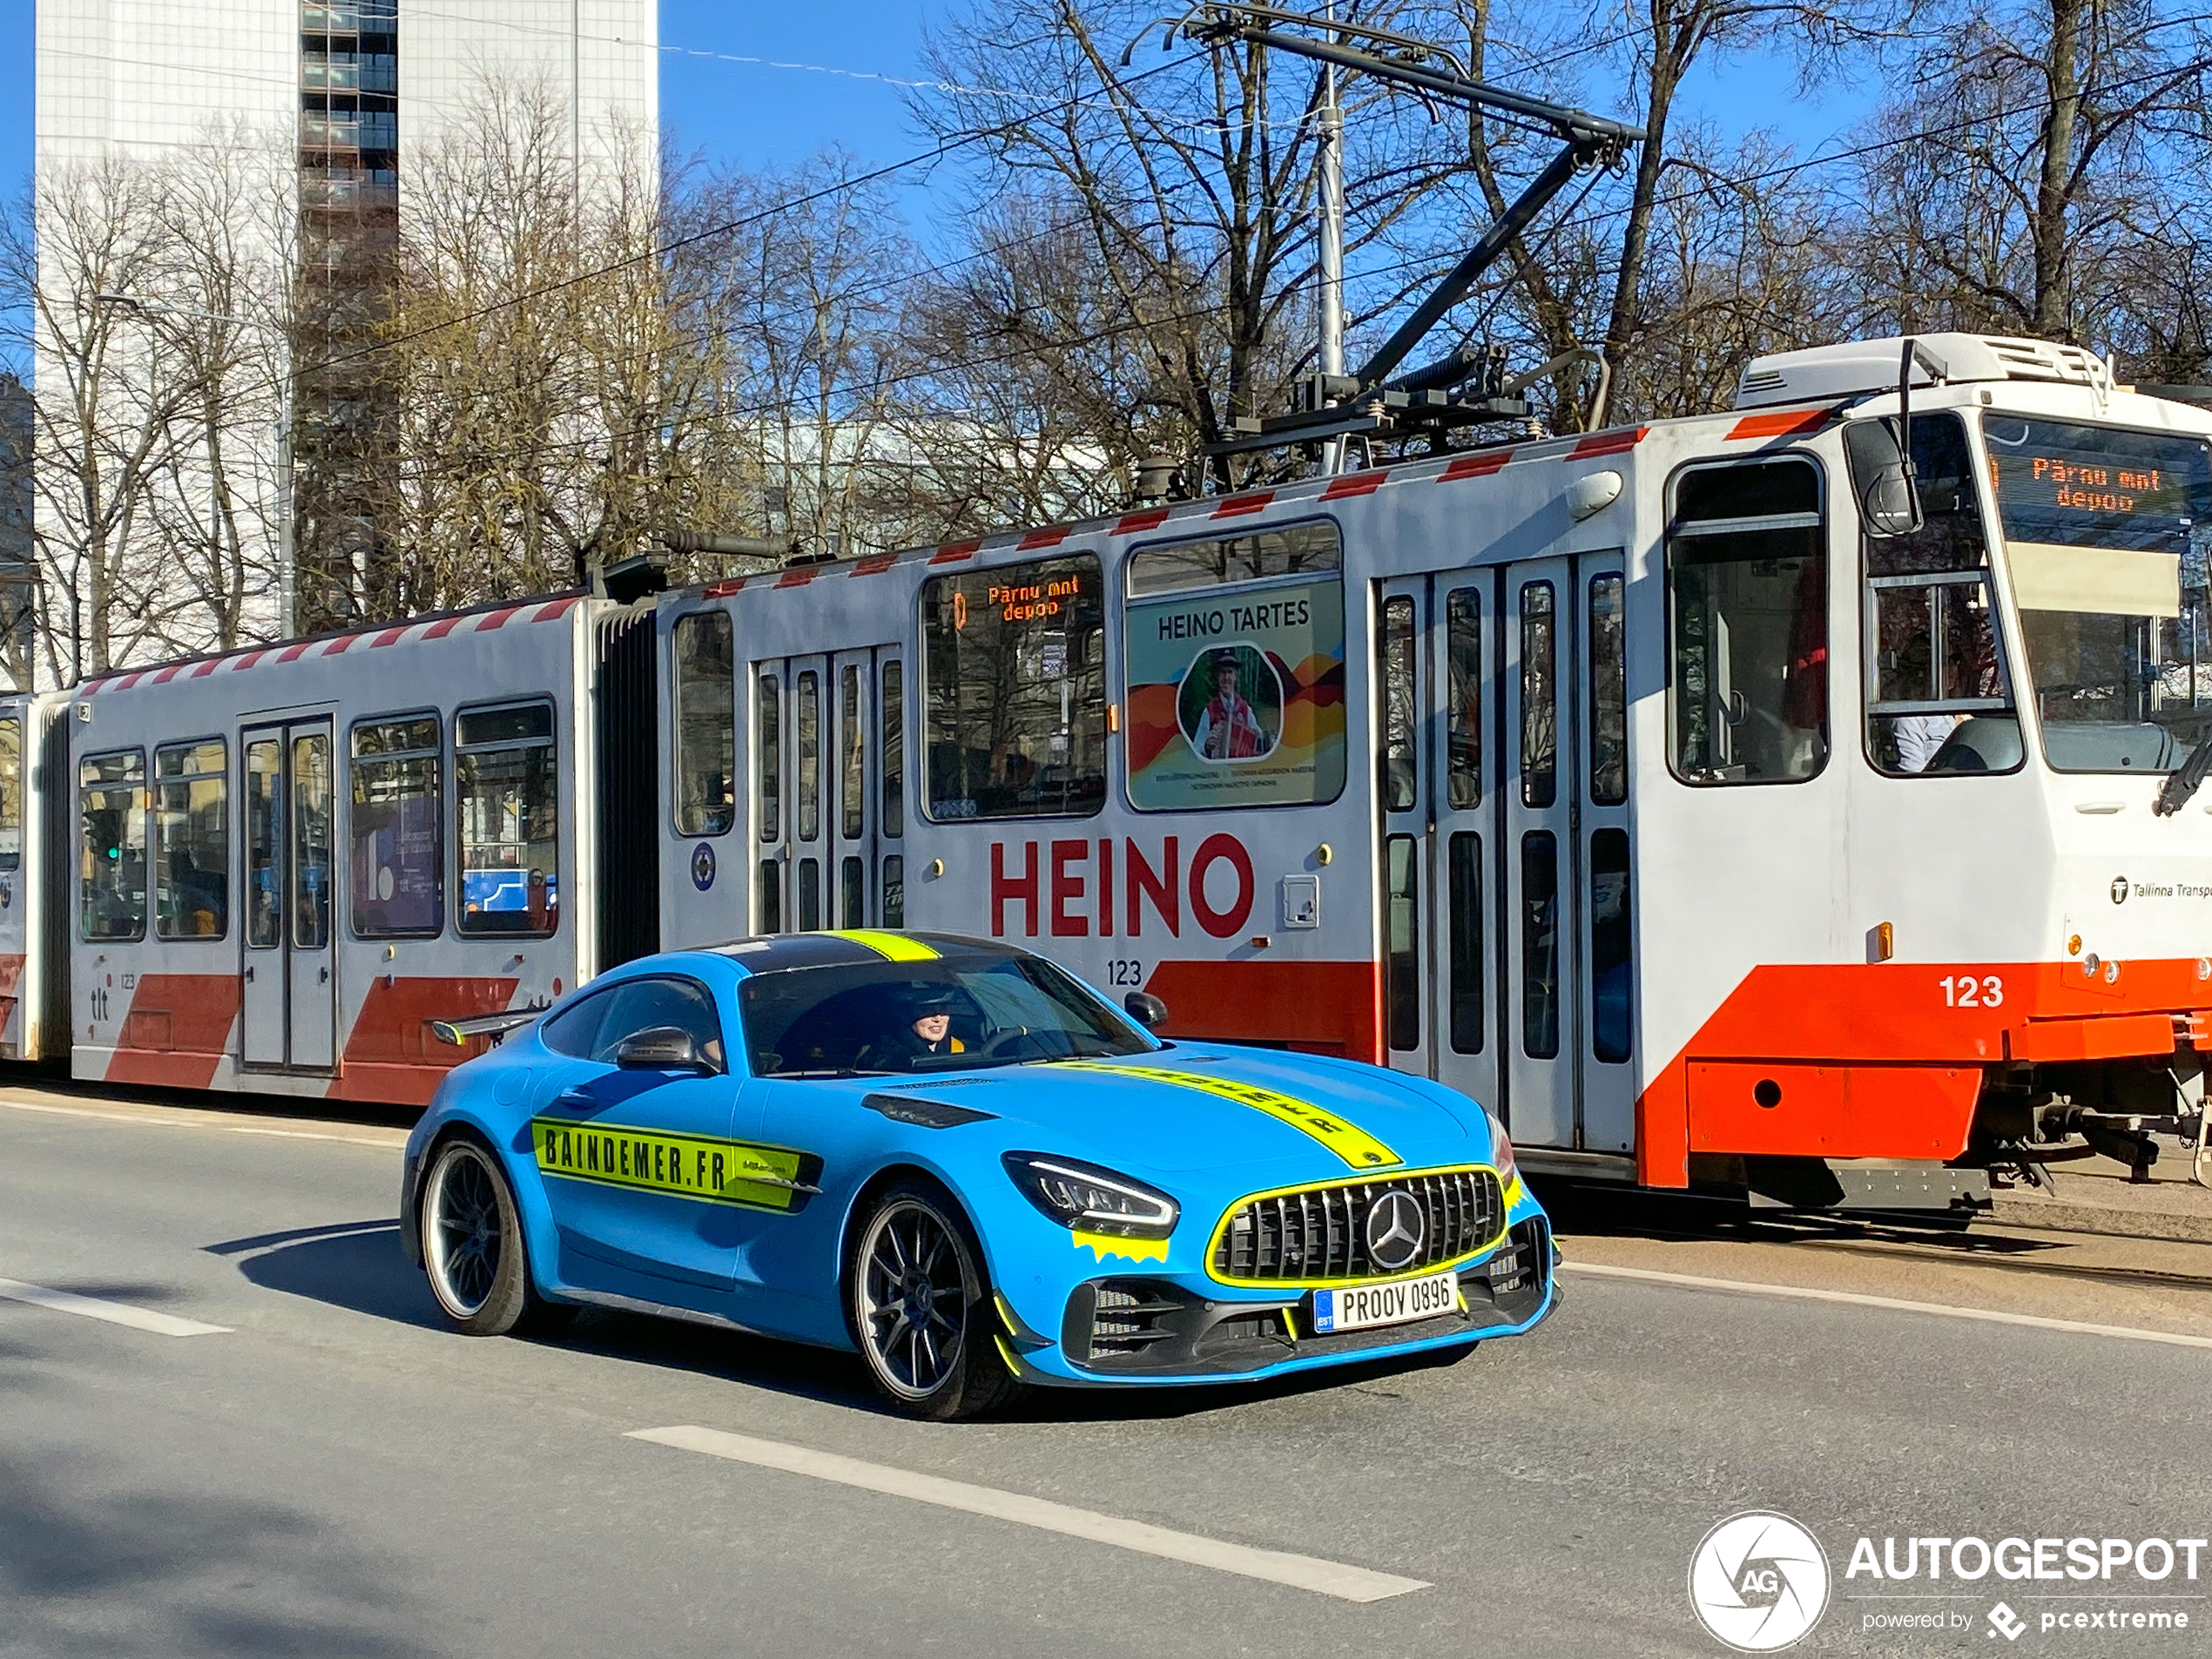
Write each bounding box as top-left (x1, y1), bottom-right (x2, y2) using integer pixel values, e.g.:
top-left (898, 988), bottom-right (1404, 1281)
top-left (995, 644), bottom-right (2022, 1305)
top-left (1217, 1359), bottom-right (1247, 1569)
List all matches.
top-left (2155, 731), bottom-right (2212, 816)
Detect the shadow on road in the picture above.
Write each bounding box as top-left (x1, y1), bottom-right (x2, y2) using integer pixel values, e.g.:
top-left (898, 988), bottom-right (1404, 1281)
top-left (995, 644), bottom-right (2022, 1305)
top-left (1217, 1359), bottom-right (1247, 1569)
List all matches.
top-left (0, 1443), bottom-right (437, 1659)
top-left (210, 1220), bottom-right (446, 1330)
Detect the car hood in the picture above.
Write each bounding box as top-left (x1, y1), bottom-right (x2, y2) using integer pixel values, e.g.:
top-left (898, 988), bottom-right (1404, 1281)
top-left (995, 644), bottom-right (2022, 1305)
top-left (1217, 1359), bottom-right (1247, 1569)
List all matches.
top-left (862, 1044), bottom-right (1485, 1174)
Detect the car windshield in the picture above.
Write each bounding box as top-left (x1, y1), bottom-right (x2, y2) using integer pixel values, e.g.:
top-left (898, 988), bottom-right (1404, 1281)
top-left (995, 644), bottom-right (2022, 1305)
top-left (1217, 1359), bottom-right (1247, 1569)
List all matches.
top-left (1986, 415), bottom-right (2212, 772)
top-left (738, 954), bottom-right (1154, 1077)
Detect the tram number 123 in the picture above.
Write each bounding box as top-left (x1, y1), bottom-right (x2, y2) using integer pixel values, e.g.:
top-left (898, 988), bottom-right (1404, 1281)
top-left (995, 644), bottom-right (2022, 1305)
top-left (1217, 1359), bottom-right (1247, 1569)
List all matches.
top-left (1940, 974), bottom-right (2005, 1008)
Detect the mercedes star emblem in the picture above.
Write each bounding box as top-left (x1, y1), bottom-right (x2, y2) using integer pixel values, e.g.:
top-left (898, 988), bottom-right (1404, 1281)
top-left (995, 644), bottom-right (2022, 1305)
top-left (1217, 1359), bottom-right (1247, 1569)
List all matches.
top-left (1365, 1190), bottom-right (1427, 1271)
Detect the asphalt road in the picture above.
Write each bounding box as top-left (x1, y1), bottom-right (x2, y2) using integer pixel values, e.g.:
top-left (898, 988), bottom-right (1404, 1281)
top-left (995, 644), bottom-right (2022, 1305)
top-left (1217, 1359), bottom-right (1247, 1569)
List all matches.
top-left (3, 1094), bottom-right (2210, 1659)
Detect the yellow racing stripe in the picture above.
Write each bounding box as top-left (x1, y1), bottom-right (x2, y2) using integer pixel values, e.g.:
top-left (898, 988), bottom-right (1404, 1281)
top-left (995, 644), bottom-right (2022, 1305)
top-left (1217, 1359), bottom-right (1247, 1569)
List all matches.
top-left (828, 929), bottom-right (941, 962)
top-left (1058, 1061), bottom-right (1402, 1170)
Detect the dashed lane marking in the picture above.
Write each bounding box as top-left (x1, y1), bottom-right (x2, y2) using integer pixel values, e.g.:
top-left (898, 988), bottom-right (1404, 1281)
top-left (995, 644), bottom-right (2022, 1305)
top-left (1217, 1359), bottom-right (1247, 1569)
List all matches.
top-left (1561, 1260), bottom-right (2212, 1351)
top-left (0, 1276), bottom-right (231, 1337)
top-left (626, 1425), bottom-right (1429, 1602)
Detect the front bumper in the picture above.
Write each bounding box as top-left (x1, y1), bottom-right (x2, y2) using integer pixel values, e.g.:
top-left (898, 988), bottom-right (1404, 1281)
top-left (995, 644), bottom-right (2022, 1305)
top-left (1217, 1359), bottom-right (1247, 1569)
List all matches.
top-left (1004, 1216), bottom-right (1556, 1386)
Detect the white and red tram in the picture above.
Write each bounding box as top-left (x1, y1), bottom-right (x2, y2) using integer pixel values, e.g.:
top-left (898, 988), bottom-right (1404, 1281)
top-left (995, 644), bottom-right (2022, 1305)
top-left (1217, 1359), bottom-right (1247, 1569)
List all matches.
top-left (13, 330), bottom-right (2212, 1198)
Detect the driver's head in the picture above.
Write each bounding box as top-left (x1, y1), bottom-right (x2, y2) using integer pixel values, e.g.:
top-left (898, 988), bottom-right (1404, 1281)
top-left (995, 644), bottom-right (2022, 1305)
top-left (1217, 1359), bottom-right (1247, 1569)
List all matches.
top-left (906, 985), bottom-right (955, 1042)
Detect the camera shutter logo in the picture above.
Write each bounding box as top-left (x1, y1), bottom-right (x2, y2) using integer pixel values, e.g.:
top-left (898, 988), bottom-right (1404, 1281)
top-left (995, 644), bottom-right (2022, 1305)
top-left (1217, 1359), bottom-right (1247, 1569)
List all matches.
top-left (1364, 1189), bottom-right (1426, 1271)
top-left (1688, 1511), bottom-right (1830, 1652)
top-left (691, 842), bottom-right (717, 893)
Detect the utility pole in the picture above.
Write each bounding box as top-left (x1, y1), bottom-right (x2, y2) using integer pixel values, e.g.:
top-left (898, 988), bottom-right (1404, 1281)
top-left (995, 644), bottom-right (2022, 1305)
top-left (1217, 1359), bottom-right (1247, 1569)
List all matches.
top-left (1316, 1), bottom-right (1345, 475)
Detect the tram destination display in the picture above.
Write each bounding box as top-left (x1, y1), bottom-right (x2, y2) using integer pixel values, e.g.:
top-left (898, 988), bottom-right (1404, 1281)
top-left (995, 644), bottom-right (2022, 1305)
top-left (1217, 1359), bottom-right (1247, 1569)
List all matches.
top-left (1986, 418), bottom-right (2212, 552)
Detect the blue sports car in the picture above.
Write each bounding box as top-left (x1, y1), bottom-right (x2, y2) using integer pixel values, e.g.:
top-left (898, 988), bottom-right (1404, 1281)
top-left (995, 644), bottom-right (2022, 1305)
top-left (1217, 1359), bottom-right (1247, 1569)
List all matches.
top-left (400, 932), bottom-right (1557, 1419)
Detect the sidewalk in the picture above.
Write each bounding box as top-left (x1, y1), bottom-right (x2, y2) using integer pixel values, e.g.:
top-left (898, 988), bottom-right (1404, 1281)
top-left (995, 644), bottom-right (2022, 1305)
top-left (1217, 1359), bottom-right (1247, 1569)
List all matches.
top-left (1990, 1138), bottom-right (2212, 1243)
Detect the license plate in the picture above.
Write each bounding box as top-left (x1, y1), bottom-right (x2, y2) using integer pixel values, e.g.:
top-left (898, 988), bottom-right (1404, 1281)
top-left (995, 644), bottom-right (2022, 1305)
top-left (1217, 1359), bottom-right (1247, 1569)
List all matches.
top-left (1309, 1270), bottom-right (1461, 1334)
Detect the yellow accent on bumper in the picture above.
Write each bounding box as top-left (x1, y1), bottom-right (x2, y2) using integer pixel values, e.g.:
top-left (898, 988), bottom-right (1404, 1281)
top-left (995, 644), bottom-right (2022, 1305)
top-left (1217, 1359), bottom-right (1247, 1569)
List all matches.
top-left (1057, 1060), bottom-right (1402, 1170)
top-left (1072, 1230), bottom-right (1170, 1264)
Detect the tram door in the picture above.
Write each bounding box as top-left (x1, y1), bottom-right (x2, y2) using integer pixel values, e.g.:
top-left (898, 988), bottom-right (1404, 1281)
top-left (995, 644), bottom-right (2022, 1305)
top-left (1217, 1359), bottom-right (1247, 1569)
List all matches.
top-left (757, 648), bottom-right (900, 933)
top-left (239, 718), bottom-right (337, 1071)
top-left (1377, 556), bottom-right (1632, 1153)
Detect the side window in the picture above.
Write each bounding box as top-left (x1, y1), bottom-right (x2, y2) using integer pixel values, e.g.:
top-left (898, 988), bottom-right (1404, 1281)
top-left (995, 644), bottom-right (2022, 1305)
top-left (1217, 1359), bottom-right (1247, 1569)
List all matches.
top-left (1378, 594), bottom-right (1417, 811)
top-left (153, 739), bottom-right (227, 940)
top-left (350, 714), bottom-right (442, 938)
top-left (1124, 520), bottom-right (1347, 810)
top-left (673, 611), bottom-right (735, 835)
top-left (541, 988), bottom-right (612, 1058)
top-left (921, 552), bottom-right (1106, 820)
top-left (589, 975), bottom-right (726, 1070)
top-left (1667, 456), bottom-right (1830, 785)
top-left (1848, 411), bottom-right (2019, 775)
top-left (0, 717), bottom-right (20, 873)
top-left (880, 659), bottom-right (905, 928)
top-left (455, 700), bottom-right (558, 936)
top-left (79, 750), bottom-right (146, 941)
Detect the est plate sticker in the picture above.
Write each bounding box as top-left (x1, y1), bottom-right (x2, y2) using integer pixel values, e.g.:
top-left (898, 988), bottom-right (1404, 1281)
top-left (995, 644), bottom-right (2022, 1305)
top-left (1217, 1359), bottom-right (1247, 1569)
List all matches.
top-left (1310, 1270), bottom-right (1460, 1333)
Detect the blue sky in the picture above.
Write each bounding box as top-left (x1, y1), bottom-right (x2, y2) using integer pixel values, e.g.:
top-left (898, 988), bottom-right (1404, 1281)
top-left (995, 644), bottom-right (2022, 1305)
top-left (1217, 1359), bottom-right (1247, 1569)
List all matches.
top-left (0, 1), bottom-right (1878, 247)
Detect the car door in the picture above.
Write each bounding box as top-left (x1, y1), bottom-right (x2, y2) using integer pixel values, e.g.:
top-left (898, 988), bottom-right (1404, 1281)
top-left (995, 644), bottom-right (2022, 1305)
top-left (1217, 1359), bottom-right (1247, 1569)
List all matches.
top-left (528, 974), bottom-right (743, 1297)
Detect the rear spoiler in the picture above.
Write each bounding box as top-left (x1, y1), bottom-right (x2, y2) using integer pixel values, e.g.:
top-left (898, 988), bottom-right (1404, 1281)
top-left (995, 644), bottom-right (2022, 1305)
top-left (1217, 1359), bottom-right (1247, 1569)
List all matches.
top-left (429, 1008), bottom-right (541, 1049)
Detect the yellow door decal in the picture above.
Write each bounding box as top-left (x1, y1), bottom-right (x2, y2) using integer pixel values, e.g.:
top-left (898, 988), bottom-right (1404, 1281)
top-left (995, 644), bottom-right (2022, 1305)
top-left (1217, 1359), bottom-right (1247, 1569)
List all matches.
top-left (530, 1118), bottom-right (811, 1211)
top-left (1056, 1062), bottom-right (1403, 1170)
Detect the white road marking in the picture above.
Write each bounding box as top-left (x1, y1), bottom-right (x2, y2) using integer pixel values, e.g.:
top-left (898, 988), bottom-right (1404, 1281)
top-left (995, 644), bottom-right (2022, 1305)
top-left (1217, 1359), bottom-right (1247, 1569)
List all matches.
top-left (627, 1424), bottom-right (1429, 1603)
top-left (1561, 1260), bottom-right (2212, 1351)
top-left (0, 1096), bottom-right (402, 1150)
top-left (0, 1277), bottom-right (231, 1338)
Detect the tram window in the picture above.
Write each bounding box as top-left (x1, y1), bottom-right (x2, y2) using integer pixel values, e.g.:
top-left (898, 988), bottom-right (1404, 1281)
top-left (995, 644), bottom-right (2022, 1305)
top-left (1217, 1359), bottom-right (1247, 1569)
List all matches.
top-left (1667, 456), bottom-right (1829, 785)
top-left (880, 660), bottom-right (903, 839)
top-left (245, 740), bottom-right (281, 949)
top-left (153, 739), bottom-right (228, 940)
top-left (1447, 832), bottom-right (1483, 1054)
top-left (1385, 833), bottom-right (1420, 1051)
top-left (1521, 832), bottom-right (1560, 1060)
top-left (882, 853), bottom-right (905, 927)
top-left (798, 671), bottom-right (820, 841)
top-left (840, 664), bottom-right (864, 841)
top-left (1379, 596), bottom-right (1418, 811)
top-left (1128, 520), bottom-right (1339, 596)
top-left (78, 750), bottom-right (146, 942)
top-left (1853, 412), bottom-right (2019, 775)
top-left (292, 732), bottom-right (333, 951)
top-left (350, 715), bottom-right (442, 938)
top-left (1521, 583), bottom-right (1557, 807)
top-left (798, 857), bottom-right (821, 930)
top-left (0, 718), bottom-right (19, 872)
top-left (1588, 827), bottom-right (1631, 1064)
top-left (757, 674), bottom-right (781, 842)
top-left (455, 700), bottom-right (558, 937)
top-left (1588, 575), bottom-right (1627, 805)
top-left (1446, 589), bottom-right (1481, 807)
top-left (673, 612), bottom-right (735, 837)
top-left (1126, 521), bottom-right (1346, 811)
top-left (921, 553), bottom-right (1107, 821)
top-left (757, 860), bottom-right (782, 933)
top-left (840, 855), bottom-right (864, 927)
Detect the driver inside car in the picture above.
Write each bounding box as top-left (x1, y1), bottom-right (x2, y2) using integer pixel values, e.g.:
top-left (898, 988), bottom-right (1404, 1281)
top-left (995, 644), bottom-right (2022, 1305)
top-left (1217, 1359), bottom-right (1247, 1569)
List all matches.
top-left (855, 986), bottom-right (968, 1070)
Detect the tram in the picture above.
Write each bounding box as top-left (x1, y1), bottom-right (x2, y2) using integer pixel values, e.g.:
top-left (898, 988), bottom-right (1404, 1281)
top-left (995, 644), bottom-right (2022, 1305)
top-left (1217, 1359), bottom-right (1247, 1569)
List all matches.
top-left (11, 329), bottom-right (2212, 1201)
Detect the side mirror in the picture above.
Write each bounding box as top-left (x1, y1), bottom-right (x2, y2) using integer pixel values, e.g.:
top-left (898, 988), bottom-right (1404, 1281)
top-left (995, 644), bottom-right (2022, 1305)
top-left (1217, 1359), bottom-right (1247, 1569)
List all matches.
top-left (1843, 418), bottom-right (1924, 539)
top-left (613, 1025), bottom-right (714, 1073)
top-left (1123, 990), bottom-right (1169, 1030)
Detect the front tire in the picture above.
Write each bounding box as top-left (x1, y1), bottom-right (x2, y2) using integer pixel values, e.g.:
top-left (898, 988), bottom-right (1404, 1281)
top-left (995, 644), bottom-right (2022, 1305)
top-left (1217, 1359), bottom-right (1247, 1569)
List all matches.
top-left (849, 1181), bottom-right (1022, 1420)
top-left (421, 1136), bottom-right (570, 1336)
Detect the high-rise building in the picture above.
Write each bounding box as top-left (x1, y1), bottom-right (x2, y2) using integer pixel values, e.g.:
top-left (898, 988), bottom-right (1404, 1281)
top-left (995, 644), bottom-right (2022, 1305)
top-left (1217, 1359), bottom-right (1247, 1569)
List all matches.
top-left (32, 0), bottom-right (658, 666)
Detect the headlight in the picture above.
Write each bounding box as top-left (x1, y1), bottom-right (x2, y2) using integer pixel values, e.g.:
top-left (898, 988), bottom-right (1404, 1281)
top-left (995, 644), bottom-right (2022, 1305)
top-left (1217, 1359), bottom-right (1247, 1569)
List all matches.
top-left (1002, 1152), bottom-right (1179, 1238)
top-left (1487, 1112), bottom-right (1518, 1184)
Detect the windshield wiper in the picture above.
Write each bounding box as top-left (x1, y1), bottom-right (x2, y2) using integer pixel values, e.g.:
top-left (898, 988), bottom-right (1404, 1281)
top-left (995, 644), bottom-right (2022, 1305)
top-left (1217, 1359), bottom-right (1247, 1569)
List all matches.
top-left (2156, 732), bottom-right (2212, 815)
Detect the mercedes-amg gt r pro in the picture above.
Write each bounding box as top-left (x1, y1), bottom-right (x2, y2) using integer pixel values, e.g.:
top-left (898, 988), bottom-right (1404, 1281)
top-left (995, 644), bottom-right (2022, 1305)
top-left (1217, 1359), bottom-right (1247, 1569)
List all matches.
top-left (400, 932), bottom-right (1557, 1418)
